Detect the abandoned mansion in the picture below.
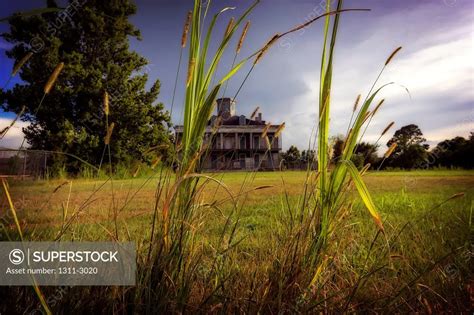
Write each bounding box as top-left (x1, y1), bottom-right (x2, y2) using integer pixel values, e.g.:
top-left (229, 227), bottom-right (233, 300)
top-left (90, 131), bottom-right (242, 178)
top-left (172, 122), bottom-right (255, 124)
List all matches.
top-left (175, 98), bottom-right (283, 171)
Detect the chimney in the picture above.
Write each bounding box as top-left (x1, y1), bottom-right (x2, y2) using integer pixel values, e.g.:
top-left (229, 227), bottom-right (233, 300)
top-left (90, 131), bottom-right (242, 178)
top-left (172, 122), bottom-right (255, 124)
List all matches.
top-left (216, 98), bottom-right (236, 119)
top-left (257, 113), bottom-right (262, 122)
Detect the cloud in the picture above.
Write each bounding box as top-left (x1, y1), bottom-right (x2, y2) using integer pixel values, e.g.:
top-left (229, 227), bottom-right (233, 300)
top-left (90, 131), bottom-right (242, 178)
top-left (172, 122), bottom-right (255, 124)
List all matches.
top-left (424, 120), bottom-right (474, 143)
top-left (271, 1), bottom-right (473, 151)
top-left (0, 117), bottom-right (28, 149)
top-left (2, 0), bottom-right (471, 155)
top-left (0, 38), bottom-right (13, 51)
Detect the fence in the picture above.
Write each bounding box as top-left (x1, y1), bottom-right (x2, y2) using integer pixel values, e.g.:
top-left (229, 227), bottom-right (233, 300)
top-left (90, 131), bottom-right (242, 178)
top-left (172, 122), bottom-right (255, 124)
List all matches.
top-left (282, 160), bottom-right (318, 171)
top-left (0, 149), bottom-right (50, 179)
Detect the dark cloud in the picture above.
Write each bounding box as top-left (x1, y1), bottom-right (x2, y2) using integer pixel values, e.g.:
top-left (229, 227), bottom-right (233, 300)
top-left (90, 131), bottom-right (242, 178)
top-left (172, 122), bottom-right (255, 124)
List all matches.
top-left (1, 0), bottom-right (472, 150)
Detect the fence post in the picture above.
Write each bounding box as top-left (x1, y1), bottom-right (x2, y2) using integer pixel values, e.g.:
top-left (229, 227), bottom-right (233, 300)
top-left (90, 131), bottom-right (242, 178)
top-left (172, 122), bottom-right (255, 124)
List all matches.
top-left (23, 150), bottom-right (27, 178)
top-left (44, 152), bottom-right (47, 178)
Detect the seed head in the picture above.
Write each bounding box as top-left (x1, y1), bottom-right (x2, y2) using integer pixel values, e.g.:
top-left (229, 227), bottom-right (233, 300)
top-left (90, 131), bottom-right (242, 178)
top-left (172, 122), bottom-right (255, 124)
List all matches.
top-left (236, 21), bottom-right (250, 54)
top-left (254, 34), bottom-right (280, 65)
top-left (181, 11), bottom-right (192, 48)
top-left (381, 122), bottom-right (395, 136)
top-left (132, 165), bottom-right (141, 178)
top-left (44, 62), bottom-right (64, 94)
top-left (385, 46), bottom-right (402, 66)
top-left (360, 163), bottom-right (371, 176)
top-left (384, 143), bottom-right (397, 158)
top-left (151, 156), bottom-right (162, 170)
top-left (275, 122), bottom-right (285, 139)
top-left (224, 17), bottom-right (235, 39)
top-left (353, 94), bottom-right (361, 112)
top-left (261, 122), bottom-right (272, 138)
top-left (104, 122), bottom-right (115, 145)
top-left (265, 136), bottom-right (271, 150)
top-left (103, 91), bottom-right (110, 116)
top-left (362, 111), bottom-right (372, 124)
top-left (12, 52), bottom-right (33, 76)
top-left (250, 106), bottom-right (260, 120)
top-left (372, 99), bottom-right (385, 116)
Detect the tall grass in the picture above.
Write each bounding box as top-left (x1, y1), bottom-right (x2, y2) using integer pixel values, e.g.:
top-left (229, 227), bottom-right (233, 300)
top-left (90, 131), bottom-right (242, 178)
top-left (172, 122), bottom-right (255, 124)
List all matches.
top-left (1, 179), bottom-right (51, 315)
top-left (315, 0), bottom-right (387, 252)
top-left (179, 1), bottom-right (258, 172)
top-left (132, 1), bottom-right (261, 311)
top-left (252, 0), bottom-right (406, 311)
top-left (133, 0), bottom-right (371, 310)
top-left (1, 0), bottom-right (470, 313)
top-left (136, 0), bottom-right (389, 311)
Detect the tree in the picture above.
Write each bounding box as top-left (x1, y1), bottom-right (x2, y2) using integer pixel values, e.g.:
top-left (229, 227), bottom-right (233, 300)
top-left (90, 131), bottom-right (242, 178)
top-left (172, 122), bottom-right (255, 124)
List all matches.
top-left (282, 145), bottom-right (301, 167)
top-left (386, 124), bottom-right (429, 169)
top-left (301, 149), bottom-right (315, 163)
top-left (353, 142), bottom-right (379, 168)
top-left (466, 132), bottom-right (474, 168)
top-left (432, 134), bottom-right (473, 169)
top-left (0, 0), bottom-right (171, 172)
top-left (331, 135), bottom-right (344, 163)
top-left (330, 135), bottom-right (378, 169)
top-left (301, 149), bottom-right (317, 169)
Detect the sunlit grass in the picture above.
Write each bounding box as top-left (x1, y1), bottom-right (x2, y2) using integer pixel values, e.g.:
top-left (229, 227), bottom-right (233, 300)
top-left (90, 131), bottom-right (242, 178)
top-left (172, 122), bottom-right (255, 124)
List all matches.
top-left (1, 0), bottom-right (472, 312)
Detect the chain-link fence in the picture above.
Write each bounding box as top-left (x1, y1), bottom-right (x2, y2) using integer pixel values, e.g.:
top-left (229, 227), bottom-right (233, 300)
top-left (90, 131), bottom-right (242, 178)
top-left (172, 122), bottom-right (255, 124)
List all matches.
top-left (0, 149), bottom-right (50, 178)
top-left (282, 160), bottom-right (318, 171)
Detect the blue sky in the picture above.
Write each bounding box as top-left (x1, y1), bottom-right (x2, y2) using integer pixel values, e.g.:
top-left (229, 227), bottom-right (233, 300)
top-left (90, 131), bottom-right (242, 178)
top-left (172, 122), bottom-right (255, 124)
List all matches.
top-left (1, 0), bottom-right (473, 150)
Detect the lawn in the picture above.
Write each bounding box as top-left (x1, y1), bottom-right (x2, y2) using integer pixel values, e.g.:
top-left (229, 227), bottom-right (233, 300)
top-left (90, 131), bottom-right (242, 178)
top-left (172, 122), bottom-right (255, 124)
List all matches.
top-left (1, 170), bottom-right (473, 312)
top-left (2, 169), bottom-right (472, 248)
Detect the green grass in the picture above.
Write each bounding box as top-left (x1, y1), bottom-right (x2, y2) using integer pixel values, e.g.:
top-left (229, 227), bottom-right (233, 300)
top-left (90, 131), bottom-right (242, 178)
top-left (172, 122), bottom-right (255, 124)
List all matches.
top-left (368, 169), bottom-right (474, 176)
top-left (4, 170), bottom-right (472, 233)
top-left (2, 0), bottom-right (472, 312)
top-left (1, 170), bottom-right (472, 312)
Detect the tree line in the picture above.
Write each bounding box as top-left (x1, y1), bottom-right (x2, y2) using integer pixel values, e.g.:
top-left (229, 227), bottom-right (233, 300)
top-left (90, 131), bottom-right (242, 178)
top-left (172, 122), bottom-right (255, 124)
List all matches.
top-left (282, 124), bottom-right (474, 170)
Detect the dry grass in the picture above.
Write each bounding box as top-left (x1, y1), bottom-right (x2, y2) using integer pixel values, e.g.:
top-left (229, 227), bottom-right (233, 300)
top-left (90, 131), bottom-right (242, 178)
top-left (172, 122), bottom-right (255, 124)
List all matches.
top-left (1, 170), bottom-right (472, 312)
top-left (3, 170), bottom-right (472, 229)
top-left (1, 1), bottom-right (471, 312)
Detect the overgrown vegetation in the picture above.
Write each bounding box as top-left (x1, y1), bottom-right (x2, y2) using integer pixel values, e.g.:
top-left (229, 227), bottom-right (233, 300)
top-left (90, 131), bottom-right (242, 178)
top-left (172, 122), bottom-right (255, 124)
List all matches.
top-left (0, 0), bottom-right (172, 173)
top-left (1, 171), bottom-right (472, 313)
top-left (0, 0), bottom-right (471, 313)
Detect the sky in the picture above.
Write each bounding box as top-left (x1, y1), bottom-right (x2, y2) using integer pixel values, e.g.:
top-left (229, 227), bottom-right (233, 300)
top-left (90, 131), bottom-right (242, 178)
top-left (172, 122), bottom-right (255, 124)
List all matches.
top-left (0, 0), bottom-right (473, 151)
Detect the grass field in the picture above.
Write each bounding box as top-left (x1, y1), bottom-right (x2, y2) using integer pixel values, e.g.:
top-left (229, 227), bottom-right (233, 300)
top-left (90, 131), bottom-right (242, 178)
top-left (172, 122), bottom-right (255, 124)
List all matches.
top-left (3, 170), bottom-right (473, 233)
top-left (2, 0), bottom-right (471, 312)
top-left (1, 170), bottom-right (473, 312)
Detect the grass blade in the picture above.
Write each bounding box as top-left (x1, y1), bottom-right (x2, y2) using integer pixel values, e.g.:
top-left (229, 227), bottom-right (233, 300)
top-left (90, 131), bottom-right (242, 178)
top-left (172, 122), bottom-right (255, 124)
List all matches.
top-left (342, 160), bottom-right (384, 231)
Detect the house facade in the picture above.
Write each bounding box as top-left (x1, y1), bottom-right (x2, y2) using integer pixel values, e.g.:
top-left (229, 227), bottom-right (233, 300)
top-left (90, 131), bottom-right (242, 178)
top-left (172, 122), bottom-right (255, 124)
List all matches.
top-left (174, 98), bottom-right (282, 171)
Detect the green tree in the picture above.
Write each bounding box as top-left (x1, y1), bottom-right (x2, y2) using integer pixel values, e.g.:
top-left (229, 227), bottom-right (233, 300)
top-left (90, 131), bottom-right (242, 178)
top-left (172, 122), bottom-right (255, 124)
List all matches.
top-left (432, 134), bottom-right (473, 169)
top-left (331, 135), bottom-right (344, 163)
top-left (353, 142), bottom-right (379, 168)
top-left (0, 0), bottom-right (171, 172)
top-left (301, 149), bottom-right (315, 162)
top-left (331, 135), bottom-right (379, 169)
top-left (301, 149), bottom-right (317, 169)
top-left (386, 124), bottom-right (429, 169)
top-left (282, 145), bottom-right (301, 164)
